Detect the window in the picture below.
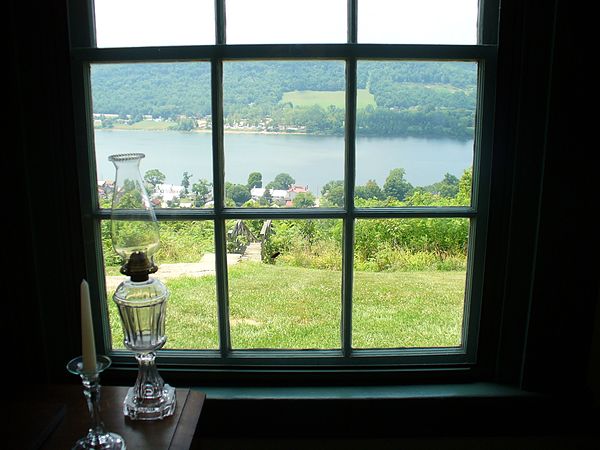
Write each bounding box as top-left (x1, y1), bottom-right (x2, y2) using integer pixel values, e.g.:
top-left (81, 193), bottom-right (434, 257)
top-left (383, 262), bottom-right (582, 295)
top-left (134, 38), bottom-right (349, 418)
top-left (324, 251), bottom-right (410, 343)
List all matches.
top-left (70, 0), bottom-right (498, 373)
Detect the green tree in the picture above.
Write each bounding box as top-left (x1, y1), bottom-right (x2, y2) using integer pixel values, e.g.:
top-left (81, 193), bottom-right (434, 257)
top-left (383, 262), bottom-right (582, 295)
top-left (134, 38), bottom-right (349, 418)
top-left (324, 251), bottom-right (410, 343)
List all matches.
top-left (321, 180), bottom-right (344, 207)
top-left (144, 169), bottom-right (166, 190)
top-left (261, 188), bottom-right (272, 206)
top-left (438, 173), bottom-right (459, 198)
top-left (113, 179), bottom-right (143, 209)
top-left (383, 168), bottom-right (413, 201)
top-left (413, 172), bottom-right (460, 199)
top-left (292, 192), bottom-right (316, 208)
top-left (192, 179), bottom-right (212, 206)
top-left (101, 117), bottom-right (115, 128)
top-left (229, 184), bottom-right (252, 206)
top-left (355, 179), bottom-right (384, 201)
top-left (181, 171), bottom-right (193, 196)
top-left (175, 117), bottom-right (197, 131)
top-left (247, 172), bottom-right (263, 189)
top-left (266, 173), bottom-right (295, 190)
top-left (455, 168), bottom-right (472, 206)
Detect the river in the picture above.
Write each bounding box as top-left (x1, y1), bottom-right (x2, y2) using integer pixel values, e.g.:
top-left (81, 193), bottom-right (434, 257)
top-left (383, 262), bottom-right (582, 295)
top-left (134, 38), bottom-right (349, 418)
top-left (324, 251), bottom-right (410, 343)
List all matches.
top-left (94, 129), bottom-right (473, 191)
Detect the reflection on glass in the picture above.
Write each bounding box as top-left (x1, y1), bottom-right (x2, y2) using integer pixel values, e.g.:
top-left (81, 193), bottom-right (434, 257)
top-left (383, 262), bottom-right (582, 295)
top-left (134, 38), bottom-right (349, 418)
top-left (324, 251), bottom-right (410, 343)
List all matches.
top-left (91, 62), bottom-right (213, 209)
top-left (104, 220), bottom-right (219, 350)
top-left (226, 219), bottom-right (342, 349)
top-left (226, 0), bottom-right (346, 44)
top-left (355, 60), bottom-right (476, 207)
top-left (94, 0), bottom-right (215, 47)
top-left (223, 61), bottom-right (345, 208)
top-left (358, 0), bottom-right (478, 44)
top-left (352, 218), bottom-right (469, 349)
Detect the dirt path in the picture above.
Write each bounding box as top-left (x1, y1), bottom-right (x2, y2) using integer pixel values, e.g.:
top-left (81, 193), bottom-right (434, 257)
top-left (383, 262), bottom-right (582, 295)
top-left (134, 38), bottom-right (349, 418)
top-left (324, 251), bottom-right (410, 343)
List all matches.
top-left (105, 252), bottom-right (241, 293)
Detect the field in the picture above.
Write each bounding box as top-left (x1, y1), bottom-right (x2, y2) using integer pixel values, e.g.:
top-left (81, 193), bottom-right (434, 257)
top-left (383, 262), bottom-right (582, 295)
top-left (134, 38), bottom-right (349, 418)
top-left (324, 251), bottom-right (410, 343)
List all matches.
top-left (107, 262), bottom-right (465, 351)
top-left (113, 119), bottom-right (174, 131)
top-left (282, 89), bottom-right (377, 109)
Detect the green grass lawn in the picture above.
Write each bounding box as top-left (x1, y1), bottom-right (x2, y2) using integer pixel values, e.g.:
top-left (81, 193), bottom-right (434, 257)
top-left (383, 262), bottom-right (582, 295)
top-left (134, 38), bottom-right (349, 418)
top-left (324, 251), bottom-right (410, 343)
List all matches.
top-left (107, 262), bottom-right (465, 351)
top-left (112, 120), bottom-right (175, 131)
top-left (282, 89), bottom-right (376, 109)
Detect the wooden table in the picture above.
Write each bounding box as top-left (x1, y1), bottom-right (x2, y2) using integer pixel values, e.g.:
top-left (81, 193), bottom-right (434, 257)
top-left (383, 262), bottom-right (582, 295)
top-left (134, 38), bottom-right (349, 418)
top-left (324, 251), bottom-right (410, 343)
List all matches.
top-left (9, 385), bottom-right (205, 450)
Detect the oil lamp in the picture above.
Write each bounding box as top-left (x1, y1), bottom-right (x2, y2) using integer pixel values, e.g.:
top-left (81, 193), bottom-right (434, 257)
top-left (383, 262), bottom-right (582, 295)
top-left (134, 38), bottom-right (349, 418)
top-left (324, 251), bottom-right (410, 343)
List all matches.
top-left (109, 153), bottom-right (176, 420)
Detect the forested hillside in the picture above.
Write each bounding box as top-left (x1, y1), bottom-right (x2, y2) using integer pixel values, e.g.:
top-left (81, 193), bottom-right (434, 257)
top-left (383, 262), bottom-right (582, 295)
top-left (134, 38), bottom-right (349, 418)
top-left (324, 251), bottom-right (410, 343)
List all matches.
top-left (91, 60), bottom-right (477, 139)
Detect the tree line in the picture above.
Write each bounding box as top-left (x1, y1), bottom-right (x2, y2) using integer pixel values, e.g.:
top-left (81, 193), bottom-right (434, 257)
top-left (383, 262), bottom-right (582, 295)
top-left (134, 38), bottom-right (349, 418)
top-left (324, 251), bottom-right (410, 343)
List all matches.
top-left (125, 166), bottom-right (471, 209)
top-left (101, 167), bottom-right (472, 271)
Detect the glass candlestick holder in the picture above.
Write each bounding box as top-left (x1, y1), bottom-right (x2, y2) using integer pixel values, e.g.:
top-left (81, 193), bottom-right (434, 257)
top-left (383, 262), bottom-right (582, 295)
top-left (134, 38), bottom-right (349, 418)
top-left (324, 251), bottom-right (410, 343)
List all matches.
top-left (66, 355), bottom-right (126, 450)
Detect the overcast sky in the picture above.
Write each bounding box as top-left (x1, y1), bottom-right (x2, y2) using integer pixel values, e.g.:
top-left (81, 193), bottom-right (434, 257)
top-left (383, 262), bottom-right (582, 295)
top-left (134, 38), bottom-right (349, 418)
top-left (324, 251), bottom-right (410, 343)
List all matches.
top-left (94, 0), bottom-right (478, 47)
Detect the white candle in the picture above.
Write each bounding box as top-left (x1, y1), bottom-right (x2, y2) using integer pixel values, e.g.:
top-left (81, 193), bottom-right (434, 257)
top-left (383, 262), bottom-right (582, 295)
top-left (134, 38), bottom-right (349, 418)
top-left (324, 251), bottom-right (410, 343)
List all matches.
top-left (81, 279), bottom-right (97, 373)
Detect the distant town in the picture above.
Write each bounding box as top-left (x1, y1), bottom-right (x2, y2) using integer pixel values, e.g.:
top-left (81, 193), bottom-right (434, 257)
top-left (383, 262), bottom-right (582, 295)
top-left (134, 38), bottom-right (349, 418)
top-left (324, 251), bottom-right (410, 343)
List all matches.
top-left (93, 113), bottom-right (308, 134)
top-left (98, 179), bottom-right (316, 209)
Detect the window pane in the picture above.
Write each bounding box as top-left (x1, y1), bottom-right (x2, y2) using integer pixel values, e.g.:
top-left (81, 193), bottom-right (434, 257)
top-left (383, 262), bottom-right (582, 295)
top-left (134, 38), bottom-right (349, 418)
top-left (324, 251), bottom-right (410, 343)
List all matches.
top-left (104, 220), bottom-right (219, 350)
top-left (226, 219), bottom-right (342, 349)
top-left (358, 0), bottom-right (478, 44)
top-left (352, 218), bottom-right (469, 349)
top-left (226, 0), bottom-right (346, 44)
top-left (92, 63), bottom-right (213, 209)
top-left (94, 0), bottom-right (215, 47)
top-left (355, 61), bottom-right (476, 207)
top-left (223, 61), bottom-right (345, 208)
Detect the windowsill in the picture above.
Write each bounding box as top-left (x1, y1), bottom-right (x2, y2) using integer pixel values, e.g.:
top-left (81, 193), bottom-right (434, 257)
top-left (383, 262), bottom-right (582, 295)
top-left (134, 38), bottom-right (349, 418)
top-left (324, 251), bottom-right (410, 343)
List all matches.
top-left (197, 381), bottom-right (537, 400)
top-left (193, 382), bottom-right (597, 439)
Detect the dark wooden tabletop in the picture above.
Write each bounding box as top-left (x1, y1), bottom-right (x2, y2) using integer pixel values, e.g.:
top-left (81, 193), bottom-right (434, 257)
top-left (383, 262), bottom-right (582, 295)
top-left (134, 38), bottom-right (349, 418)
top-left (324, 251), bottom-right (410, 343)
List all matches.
top-left (9, 385), bottom-right (205, 450)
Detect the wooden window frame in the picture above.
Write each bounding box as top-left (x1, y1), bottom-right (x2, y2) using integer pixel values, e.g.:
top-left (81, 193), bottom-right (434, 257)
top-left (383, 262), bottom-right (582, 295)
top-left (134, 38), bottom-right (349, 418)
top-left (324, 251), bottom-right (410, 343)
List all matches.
top-left (68, 0), bottom-right (500, 379)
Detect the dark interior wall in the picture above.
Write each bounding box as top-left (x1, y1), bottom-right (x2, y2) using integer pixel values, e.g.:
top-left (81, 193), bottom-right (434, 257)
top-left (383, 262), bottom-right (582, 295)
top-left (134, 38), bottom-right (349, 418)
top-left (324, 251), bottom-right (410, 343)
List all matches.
top-left (9, 0), bottom-right (84, 384)
top-left (8, 0), bottom-right (598, 446)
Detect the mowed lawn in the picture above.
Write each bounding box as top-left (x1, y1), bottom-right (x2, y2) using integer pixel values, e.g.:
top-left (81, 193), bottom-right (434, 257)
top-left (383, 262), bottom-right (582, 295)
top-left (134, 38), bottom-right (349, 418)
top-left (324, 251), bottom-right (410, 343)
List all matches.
top-left (111, 119), bottom-right (174, 131)
top-left (282, 89), bottom-right (376, 109)
top-left (108, 262), bottom-right (465, 351)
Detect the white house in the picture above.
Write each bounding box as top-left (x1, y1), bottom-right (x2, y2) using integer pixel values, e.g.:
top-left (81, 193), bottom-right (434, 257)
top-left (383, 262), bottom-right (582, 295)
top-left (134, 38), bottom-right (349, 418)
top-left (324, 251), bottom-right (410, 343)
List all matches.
top-left (250, 187), bottom-right (267, 200)
top-left (154, 183), bottom-right (184, 203)
top-left (251, 185), bottom-right (311, 203)
top-left (270, 189), bottom-right (289, 201)
top-left (251, 187), bottom-right (289, 201)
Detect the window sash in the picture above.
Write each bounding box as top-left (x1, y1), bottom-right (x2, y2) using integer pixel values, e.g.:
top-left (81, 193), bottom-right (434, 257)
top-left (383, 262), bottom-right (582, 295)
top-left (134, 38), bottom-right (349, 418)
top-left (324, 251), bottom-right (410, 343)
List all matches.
top-left (69, 0), bottom-right (497, 370)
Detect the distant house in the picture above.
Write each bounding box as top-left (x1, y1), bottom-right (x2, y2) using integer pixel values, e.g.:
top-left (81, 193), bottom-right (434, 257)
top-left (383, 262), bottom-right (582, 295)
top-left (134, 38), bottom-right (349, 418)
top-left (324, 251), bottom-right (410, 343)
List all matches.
top-left (251, 185), bottom-right (310, 203)
top-left (287, 184), bottom-right (309, 201)
top-left (97, 179), bottom-right (115, 197)
top-left (251, 187), bottom-right (288, 202)
top-left (154, 183), bottom-right (184, 205)
top-left (250, 187), bottom-right (267, 200)
top-left (270, 189), bottom-right (289, 202)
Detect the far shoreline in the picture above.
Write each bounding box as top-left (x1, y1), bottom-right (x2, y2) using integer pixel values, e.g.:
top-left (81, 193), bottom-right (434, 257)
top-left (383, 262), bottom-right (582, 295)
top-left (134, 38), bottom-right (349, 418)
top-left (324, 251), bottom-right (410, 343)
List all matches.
top-left (93, 126), bottom-right (473, 142)
top-left (94, 125), bottom-right (309, 136)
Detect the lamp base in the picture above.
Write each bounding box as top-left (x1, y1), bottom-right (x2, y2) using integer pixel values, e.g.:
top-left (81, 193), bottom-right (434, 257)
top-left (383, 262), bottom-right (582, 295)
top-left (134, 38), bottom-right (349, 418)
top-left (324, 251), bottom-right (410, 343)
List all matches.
top-left (123, 384), bottom-right (176, 421)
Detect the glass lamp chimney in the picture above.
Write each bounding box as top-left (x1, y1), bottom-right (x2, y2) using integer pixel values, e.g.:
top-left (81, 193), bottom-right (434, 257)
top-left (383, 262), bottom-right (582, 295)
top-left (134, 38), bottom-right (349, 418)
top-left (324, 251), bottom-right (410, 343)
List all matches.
top-left (109, 153), bottom-right (159, 280)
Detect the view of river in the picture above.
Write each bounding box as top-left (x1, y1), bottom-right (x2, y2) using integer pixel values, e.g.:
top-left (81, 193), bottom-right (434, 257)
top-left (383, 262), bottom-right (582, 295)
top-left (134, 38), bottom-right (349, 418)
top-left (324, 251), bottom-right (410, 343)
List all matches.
top-left (94, 129), bottom-right (474, 192)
